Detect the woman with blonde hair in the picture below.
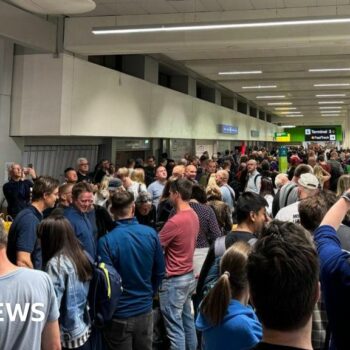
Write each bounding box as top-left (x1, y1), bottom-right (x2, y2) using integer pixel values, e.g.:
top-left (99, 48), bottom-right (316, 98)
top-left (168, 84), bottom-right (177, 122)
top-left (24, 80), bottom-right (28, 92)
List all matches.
top-left (313, 165), bottom-right (331, 190)
top-left (94, 176), bottom-right (110, 207)
top-left (336, 174), bottom-right (350, 197)
top-left (196, 242), bottom-right (262, 350)
top-left (130, 168), bottom-right (147, 194)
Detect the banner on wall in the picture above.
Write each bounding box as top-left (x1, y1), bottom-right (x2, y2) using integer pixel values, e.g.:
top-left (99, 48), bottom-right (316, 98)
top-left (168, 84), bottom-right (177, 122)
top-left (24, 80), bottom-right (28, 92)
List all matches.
top-left (279, 146), bottom-right (288, 173)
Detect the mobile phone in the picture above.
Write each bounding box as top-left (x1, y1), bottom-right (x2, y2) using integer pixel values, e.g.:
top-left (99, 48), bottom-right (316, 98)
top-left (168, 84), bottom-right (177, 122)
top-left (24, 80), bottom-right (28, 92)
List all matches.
top-left (27, 164), bottom-right (33, 168)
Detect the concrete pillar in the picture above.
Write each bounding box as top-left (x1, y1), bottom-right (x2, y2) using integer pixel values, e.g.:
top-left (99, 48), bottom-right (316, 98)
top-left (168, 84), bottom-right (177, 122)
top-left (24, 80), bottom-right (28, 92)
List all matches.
top-left (144, 56), bottom-right (159, 84)
top-left (0, 39), bottom-right (23, 198)
top-left (188, 77), bottom-right (197, 98)
top-left (233, 96), bottom-right (238, 111)
top-left (215, 89), bottom-right (221, 105)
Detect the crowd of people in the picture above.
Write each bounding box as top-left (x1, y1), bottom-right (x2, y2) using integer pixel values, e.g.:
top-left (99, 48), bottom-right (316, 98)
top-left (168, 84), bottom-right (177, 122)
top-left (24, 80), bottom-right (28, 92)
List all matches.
top-left (1, 144), bottom-right (350, 350)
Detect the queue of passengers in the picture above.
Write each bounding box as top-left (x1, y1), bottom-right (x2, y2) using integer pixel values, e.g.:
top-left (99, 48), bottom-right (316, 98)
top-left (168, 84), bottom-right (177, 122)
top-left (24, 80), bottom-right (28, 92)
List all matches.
top-left (1, 145), bottom-right (350, 350)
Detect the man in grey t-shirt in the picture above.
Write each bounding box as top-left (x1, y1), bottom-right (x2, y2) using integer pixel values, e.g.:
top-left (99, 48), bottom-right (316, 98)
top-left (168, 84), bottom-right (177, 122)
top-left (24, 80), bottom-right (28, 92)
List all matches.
top-left (0, 221), bottom-right (60, 350)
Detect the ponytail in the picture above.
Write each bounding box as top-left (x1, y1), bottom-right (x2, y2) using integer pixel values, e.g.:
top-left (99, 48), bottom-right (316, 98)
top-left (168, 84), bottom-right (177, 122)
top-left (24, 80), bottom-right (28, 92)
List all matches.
top-left (200, 271), bottom-right (232, 326)
top-left (200, 241), bottom-right (251, 326)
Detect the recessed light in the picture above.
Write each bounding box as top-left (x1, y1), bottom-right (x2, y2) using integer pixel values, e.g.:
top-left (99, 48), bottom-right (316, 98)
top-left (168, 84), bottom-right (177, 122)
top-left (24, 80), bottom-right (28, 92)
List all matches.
top-left (92, 18), bottom-right (350, 35)
top-left (309, 68), bottom-right (350, 72)
top-left (275, 107), bottom-right (297, 110)
top-left (316, 94), bottom-right (346, 97)
top-left (267, 102), bottom-right (293, 106)
top-left (314, 83), bottom-right (350, 87)
top-left (242, 85), bottom-right (277, 89)
top-left (219, 71), bottom-right (262, 75)
top-left (318, 101), bottom-right (344, 104)
top-left (256, 95), bottom-right (285, 99)
top-left (319, 106), bottom-right (342, 109)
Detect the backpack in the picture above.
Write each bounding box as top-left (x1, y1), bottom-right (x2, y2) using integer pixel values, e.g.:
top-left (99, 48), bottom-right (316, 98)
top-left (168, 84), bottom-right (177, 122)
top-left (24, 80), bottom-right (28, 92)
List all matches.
top-left (86, 253), bottom-right (123, 328)
top-left (201, 236), bottom-right (257, 298)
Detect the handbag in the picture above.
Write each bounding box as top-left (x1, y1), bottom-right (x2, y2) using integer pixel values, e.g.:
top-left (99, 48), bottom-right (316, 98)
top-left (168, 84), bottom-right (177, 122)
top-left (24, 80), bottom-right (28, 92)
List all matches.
top-left (0, 214), bottom-right (13, 233)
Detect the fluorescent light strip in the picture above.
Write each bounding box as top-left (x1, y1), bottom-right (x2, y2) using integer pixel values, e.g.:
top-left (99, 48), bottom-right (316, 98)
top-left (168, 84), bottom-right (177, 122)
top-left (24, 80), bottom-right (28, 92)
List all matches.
top-left (316, 94), bottom-right (346, 97)
top-left (314, 83), bottom-right (350, 87)
top-left (319, 106), bottom-right (342, 109)
top-left (242, 85), bottom-right (277, 89)
top-left (92, 18), bottom-right (350, 35)
top-left (279, 111), bottom-right (302, 114)
top-left (310, 68), bottom-right (350, 72)
top-left (256, 95), bottom-right (285, 99)
top-left (275, 107), bottom-right (297, 110)
top-left (285, 115), bottom-right (303, 117)
top-left (282, 125), bottom-right (296, 128)
top-left (322, 114), bottom-right (340, 116)
top-left (267, 102), bottom-right (293, 106)
top-left (318, 101), bottom-right (344, 104)
top-left (219, 71), bottom-right (262, 75)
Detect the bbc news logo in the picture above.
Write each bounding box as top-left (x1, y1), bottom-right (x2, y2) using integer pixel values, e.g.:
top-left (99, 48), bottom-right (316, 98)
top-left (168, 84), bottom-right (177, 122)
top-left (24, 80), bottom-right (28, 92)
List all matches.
top-left (0, 303), bottom-right (45, 322)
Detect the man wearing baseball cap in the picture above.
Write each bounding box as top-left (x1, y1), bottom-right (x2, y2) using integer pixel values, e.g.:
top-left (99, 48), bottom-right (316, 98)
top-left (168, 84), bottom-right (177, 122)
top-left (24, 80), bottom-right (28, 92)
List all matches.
top-left (275, 173), bottom-right (320, 224)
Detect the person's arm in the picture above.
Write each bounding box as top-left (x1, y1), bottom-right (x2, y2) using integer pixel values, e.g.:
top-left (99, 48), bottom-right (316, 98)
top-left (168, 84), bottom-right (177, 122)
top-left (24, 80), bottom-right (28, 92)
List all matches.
top-left (15, 217), bottom-right (38, 268)
top-left (41, 320), bottom-right (61, 350)
top-left (159, 219), bottom-right (177, 248)
top-left (152, 234), bottom-right (166, 294)
top-left (256, 175), bottom-right (262, 193)
top-left (16, 251), bottom-right (33, 268)
top-left (320, 192), bottom-right (350, 230)
top-left (97, 235), bottom-right (115, 266)
top-left (45, 259), bottom-right (66, 308)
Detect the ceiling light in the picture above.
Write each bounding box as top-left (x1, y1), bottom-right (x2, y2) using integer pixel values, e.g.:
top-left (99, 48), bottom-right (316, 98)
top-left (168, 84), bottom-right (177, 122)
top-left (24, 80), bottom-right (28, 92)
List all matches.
top-left (275, 107), bottom-right (297, 110)
top-left (319, 106), bottom-right (342, 109)
top-left (256, 95), bottom-right (285, 99)
top-left (321, 114), bottom-right (340, 116)
top-left (321, 111), bottom-right (343, 114)
top-left (92, 17), bottom-right (350, 35)
top-left (242, 85), bottom-right (277, 89)
top-left (285, 115), bottom-right (303, 117)
top-left (219, 71), bottom-right (262, 75)
top-left (318, 101), bottom-right (344, 104)
top-left (314, 83), bottom-right (350, 87)
top-left (282, 125), bottom-right (296, 128)
top-left (267, 102), bottom-right (293, 106)
top-left (316, 94), bottom-right (346, 97)
top-left (279, 112), bottom-right (302, 115)
top-left (309, 68), bottom-right (350, 72)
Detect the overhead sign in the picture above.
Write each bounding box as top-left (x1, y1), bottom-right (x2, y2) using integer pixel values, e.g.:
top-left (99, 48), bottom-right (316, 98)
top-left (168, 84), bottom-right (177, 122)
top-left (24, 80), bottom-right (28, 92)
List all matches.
top-left (251, 130), bottom-right (260, 137)
top-left (305, 128), bottom-right (336, 141)
top-left (217, 124), bottom-right (238, 135)
top-left (274, 132), bottom-right (290, 142)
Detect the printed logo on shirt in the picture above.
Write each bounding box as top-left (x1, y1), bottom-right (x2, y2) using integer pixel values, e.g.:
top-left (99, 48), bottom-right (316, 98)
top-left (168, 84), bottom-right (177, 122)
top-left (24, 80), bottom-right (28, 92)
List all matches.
top-left (0, 303), bottom-right (45, 322)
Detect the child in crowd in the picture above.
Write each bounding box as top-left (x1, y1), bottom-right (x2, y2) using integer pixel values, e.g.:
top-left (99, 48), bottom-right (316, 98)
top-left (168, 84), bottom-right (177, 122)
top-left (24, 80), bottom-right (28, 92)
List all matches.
top-left (196, 242), bottom-right (262, 350)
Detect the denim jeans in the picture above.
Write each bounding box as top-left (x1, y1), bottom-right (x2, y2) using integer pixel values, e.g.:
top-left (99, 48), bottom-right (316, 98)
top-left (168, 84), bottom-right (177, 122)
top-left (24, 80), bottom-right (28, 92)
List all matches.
top-left (103, 311), bottom-right (153, 350)
top-left (159, 272), bottom-right (197, 350)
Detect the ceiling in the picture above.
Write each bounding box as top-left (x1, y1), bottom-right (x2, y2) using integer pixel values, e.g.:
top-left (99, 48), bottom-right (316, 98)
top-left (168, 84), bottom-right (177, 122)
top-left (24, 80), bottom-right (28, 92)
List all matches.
top-left (65, 0), bottom-right (350, 125)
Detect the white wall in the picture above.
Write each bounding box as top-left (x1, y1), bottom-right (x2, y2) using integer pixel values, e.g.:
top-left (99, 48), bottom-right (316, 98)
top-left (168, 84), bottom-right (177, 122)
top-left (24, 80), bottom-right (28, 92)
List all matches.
top-left (11, 53), bottom-right (280, 140)
top-left (0, 39), bottom-right (23, 197)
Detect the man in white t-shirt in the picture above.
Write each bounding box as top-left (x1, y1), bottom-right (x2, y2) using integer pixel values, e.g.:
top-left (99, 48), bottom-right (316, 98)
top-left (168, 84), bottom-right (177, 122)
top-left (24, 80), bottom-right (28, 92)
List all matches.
top-left (275, 173), bottom-right (320, 224)
top-left (0, 221), bottom-right (60, 350)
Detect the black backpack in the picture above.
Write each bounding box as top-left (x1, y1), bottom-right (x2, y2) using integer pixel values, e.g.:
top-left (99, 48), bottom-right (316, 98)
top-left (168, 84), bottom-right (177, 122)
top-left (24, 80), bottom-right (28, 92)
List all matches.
top-left (86, 253), bottom-right (123, 328)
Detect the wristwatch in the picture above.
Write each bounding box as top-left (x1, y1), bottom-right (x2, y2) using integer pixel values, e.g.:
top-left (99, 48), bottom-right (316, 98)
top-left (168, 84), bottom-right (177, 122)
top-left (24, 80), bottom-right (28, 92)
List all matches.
top-left (341, 192), bottom-right (350, 202)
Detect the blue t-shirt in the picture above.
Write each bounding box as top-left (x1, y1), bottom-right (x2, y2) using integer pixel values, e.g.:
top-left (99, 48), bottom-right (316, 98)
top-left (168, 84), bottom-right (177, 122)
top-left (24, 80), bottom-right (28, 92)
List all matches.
top-left (64, 206), bottom-right (97, 259)
top-left (97, 217), bottom-right (165, 318)
top-left (6, 205), bottom-right (43, 269)
top-left (196, 299), bottom-right (262, 350)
